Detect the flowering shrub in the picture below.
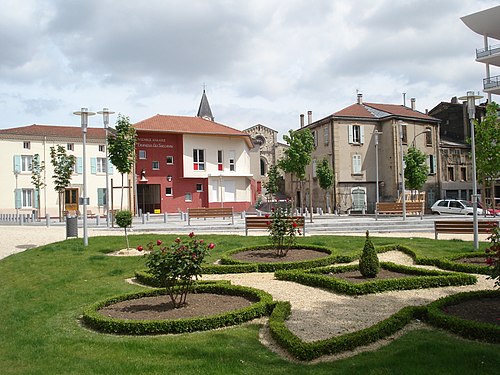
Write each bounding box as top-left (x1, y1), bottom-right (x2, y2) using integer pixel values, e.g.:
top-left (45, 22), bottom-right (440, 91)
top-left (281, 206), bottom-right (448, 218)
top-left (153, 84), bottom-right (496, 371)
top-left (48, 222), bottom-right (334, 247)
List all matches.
top-left (267, 205), bottom-right (301, 257)
top-left (485, 223), bottom-right (500, 287)
top-left (138, 232), bottom-right (215, 308)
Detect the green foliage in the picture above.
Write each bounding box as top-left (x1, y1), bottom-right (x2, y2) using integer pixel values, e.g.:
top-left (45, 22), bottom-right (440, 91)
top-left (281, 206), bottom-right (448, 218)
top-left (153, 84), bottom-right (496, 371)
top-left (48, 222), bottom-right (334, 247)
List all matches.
top-left (404, 146), bottom-right (429, 191)
top-left (417, 253), bottom-right (491, 275)
top-left (426, 290), bottom-right (500, 343)
top-left (49, 145), bottom-right (76, 192)
top-left (107, 114), bottom-right (136, 208)
top-left (485, 223), bottom-right (500, 287)
top-left (143, 233), bottom-right (215, 308)
top-left (316, 158), bottom-right (334, 191)
top-left (474, 102), bottom-right (500, 181)
top-left (275, 259), bottom-right (477, 296)
top-left (359, 231), bottom-right (380, 277)
top-left (82, 283), bottom-right (274, 335)
top-left (278, 129), bottom-right (315, 181)
top-left (30, 154), bottom-right (45, 215)
top-left (263, 164), bottom-right (280, 200)
top-left (267, 205), bottom-right (301, 256)
top-left (115, 210), bottom-right (133, 228)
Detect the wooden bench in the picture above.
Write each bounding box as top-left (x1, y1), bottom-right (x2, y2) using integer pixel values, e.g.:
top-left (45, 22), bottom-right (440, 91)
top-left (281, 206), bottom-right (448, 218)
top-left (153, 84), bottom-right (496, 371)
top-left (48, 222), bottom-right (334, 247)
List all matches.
top-left (245, 215), bottom-right (306, 236)
top-left (187, 207), bottom-right (234, 226)
top-left (434, 220), bottom-right (499, 239)
top-left (375, 201), bottom-right (424, 220)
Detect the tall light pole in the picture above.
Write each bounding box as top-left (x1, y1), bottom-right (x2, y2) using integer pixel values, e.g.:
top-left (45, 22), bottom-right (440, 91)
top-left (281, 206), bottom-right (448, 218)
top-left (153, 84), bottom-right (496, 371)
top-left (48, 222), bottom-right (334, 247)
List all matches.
top-left (97, 108), bottom-right (115, 227)
top-left (374, 130), bottom-right (382, 204)
top-left (458, 91), bottom-right (483, 250)
top-left (73, 108), bottom-right (96, 246)
top-left (398, 121), bottom-right (406, 220)
top-left (411, 128), bottom-right (432, 148)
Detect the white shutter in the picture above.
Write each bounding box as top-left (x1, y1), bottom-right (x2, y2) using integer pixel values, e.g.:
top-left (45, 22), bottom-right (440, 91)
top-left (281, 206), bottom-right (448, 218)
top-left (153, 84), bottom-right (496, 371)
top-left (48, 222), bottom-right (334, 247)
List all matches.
top-left (360, 126), bottom-right (365, 144)
top-left (348, 125), bottom-right (353, 144)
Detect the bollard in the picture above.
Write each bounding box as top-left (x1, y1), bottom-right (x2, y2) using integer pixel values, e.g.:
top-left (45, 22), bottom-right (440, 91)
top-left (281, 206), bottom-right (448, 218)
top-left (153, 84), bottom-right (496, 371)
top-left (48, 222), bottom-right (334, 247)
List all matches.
top-left (146, 212), bottom-right (150, 221)
top-left (96, 215), bottom-right (100, 226)
top-left (20, 215), bottom-right (24, 225)
top-left (164, 213), bottom-right (167, 223)
top-left (241, 211), bottom-right (246, 219)
top-left (46, 213), bottom-right (50, 227)
top-left (141, 213), bottom-right (145, 224)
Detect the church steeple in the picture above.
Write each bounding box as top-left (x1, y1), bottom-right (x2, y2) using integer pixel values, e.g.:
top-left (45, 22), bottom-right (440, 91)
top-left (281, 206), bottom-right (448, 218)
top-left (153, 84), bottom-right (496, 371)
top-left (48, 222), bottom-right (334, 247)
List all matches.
top-left (196, 89), bottom-right (214, 121)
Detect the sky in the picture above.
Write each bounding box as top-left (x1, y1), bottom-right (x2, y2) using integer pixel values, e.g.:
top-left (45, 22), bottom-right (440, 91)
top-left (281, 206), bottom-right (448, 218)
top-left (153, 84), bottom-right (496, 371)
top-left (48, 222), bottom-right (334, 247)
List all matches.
top-left (0, 0), bottom-right (498, 141)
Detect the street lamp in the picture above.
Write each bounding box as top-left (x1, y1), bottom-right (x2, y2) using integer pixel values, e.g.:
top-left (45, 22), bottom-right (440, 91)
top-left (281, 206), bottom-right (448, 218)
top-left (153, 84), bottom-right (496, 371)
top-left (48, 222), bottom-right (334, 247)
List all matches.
top-left (73, 107), bottom-right (96, 246)
top-left (398, 121), bottom-right (407, 220)
top-left (97, 108), bottom-right (115, 227)
top-left (411, 128), bottom-right (432, 147)
top-left (374, 130), bottom-right (383, 204)
top-left (458, 91), bottom-right (483, 250)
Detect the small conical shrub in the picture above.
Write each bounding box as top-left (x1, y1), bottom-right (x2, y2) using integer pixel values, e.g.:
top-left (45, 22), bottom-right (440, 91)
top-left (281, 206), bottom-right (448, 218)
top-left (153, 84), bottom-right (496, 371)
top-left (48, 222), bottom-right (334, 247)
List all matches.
top-left (359, 230), bottom-right (380, 278)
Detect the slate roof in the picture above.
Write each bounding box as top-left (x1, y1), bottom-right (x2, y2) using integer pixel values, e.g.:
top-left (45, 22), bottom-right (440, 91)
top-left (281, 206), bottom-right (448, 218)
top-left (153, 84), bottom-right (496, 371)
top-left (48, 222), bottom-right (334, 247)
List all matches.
top-left (333, 102), bottom-right (438, 122)
top-left (196, 89), bottom-right (214, 121)
top-left (0, 124), bottom-right (107, 139)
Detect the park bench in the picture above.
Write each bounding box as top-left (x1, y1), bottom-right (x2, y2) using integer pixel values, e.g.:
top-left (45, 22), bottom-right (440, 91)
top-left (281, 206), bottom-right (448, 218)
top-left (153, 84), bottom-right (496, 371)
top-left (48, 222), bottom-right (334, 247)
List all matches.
top-left (187, 207), bottom-right (234, 226)
top-left (434, 220), bottom-right (499, 239)
top-left (244, 215), bottom-right (305, 236)
top-left (375, 201), bottom-right (424, 220)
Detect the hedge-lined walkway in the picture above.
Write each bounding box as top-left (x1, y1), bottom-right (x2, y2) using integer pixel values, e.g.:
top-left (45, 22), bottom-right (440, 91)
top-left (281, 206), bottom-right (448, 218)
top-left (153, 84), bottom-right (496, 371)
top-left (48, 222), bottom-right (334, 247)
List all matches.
top-left (203, 251), bottom-right (495, 343)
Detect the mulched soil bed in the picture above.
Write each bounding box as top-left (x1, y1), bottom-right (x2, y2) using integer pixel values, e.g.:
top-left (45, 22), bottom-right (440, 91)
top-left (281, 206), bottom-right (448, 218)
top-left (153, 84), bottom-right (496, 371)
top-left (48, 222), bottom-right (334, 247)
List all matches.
top-left (328, 269), bottom-right (419, 284)
top-left (98, 293), bottom-right (255, 320)
top-left (452, 257), bottom-right (488, 265)
top-left (230, 248), bottom-right (328, 263)
top-left (443, 297), bottom-right (500, 326)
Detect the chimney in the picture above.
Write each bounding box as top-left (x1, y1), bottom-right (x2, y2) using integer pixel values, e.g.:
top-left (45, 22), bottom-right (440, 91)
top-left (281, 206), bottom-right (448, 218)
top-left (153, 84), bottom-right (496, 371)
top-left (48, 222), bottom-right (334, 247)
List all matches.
top-left (307, 110), bottom-right (312, 125)
top-left (410, 98), bottom-right (416, 110)
top-left (300, 114), bottom-right (304, 128)
top-left (357, 93), bottom-right (363, 104)
top-left (451, 96), bottom-right (458, 104)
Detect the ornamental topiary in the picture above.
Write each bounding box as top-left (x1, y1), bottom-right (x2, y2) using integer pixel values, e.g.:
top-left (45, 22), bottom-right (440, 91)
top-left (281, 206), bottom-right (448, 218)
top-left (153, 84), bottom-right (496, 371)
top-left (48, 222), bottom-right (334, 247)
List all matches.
top-left (115, 210), bottom-right (133, 250)
top-left (359, 230), bottom-right (380, 278)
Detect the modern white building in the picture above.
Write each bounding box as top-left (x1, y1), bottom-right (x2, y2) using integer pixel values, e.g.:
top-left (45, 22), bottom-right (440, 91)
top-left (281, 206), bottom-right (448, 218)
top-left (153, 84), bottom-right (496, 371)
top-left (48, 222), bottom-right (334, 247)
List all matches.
top-left (0, 125), bottom-right (126, 219)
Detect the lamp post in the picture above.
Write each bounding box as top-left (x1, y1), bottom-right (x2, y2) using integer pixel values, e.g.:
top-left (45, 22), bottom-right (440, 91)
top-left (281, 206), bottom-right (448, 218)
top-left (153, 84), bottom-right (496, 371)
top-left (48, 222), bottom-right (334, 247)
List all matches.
top-left (374, 130), bottom-right (383, 204)
top-left (73, 108), bottom-right (96, 246)
top-left (411, 128), bottom-right (432, 148)
top-left (398, 121), bottom-right (406, 220)
top-left (458, 91), bottom-right (483, 250)
top-left (97, 108), bottom-right (115, 227)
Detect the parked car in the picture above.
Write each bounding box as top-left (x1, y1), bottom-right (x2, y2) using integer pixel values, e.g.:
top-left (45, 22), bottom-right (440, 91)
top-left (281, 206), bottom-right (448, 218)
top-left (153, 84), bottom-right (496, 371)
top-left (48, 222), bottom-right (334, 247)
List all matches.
top-left (477, 201), bottom-right (500, 216)
top-left (431, 199), bottom-right (484, 215)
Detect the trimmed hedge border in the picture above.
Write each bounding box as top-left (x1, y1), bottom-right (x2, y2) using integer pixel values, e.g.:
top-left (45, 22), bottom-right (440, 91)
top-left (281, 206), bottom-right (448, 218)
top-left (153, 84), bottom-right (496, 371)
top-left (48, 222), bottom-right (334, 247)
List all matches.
top-left (426, 289), bottom-right (500, 343)
top-left (82, 283), bottom-right (274, 335)
top-left (268, 301), bottom-right (427, 361)
top-left (275, 262), bottom-right (477, 295)
top-left (219, 244), bottom-right (348, 272)
top-left (417, 252), bottom-right (491, 275)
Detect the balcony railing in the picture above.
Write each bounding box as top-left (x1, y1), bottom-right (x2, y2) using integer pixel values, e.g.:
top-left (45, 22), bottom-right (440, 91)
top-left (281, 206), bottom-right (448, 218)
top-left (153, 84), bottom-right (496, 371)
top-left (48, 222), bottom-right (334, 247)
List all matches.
top-left (476, 44), bottom-right (500, 59)
top-left (483, 75), bottom-right (500, 90)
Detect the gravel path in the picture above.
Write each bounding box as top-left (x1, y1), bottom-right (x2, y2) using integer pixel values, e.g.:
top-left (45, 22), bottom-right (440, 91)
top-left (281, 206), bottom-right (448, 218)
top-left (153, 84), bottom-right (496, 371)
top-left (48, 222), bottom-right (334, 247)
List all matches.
top-left (204, 251), bottom-right (495, 343)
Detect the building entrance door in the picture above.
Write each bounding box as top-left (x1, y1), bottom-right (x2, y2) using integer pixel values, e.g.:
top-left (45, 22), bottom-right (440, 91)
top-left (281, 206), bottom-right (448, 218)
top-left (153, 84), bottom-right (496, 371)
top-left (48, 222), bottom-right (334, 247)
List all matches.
top-left (137, 184), bottom-right (161, 213)
top-left (64, 188), bottom-right (79, 214)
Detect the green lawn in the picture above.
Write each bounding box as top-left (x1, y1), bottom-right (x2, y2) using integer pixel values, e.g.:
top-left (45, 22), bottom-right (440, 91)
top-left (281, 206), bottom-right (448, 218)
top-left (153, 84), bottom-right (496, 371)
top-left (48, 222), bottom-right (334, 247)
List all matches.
top-left (0, 234), bottom-right (498, 375)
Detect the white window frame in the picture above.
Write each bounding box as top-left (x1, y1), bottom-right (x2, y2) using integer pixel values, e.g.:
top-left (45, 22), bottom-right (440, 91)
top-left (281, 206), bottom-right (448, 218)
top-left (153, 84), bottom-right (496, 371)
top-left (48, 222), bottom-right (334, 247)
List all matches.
top-left (96, 157), bottom-right (107, 174)
top-left (138, 150), bottom-right (147, 160)
top-left (22, 188), bottom-right (34, 208)
top-left (21, 155), bottom-right (33, 173)
top-left (152, 161), bottom-right (160, 170)
top-left (196, 183), bottom-right (203, 192)
top-left (98, 144), bottom-right (105, 152)
top-left (217, 150), bottom-right (223, 171)
top-left (193, 149), bottom-right (205, 171)
top-left (323, 126), bottom-right (329, 145)
top-left (352, 154), bottom-right (362, 174)
top-left (165, 187), bottom-right (173, 196)
top-left (67, 143), bottom-right (74, 151)
top-left (228, 150), bottom-right (235, 172)
top-left (348, 125), bottom-right (364, 144)
top-left (23, 141), bottom-right (30, 149)
top-left (166, 155), bottom-right (174, 165)
top-left (185, 192), bottom-right (192, 202)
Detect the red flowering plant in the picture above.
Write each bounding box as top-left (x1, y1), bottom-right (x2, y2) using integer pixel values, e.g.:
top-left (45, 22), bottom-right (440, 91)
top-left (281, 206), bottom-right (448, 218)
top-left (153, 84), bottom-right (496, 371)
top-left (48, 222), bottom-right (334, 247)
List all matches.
top-left (138, 232), bottom-right (215, 308)
top-left (267, 203), bottom-right (301, 257)
top-left (485, 223), bottom-right (500, 287)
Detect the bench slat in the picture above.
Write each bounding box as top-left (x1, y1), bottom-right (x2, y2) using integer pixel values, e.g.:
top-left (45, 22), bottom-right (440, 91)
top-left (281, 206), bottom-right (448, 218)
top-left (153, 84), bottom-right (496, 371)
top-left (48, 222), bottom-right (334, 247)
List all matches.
top-left (245, 216), bottom-right (305, 236)
top-left (434, 220), bottom-right (498, 239)
top-left (187, 207), bottom-right (234, 225)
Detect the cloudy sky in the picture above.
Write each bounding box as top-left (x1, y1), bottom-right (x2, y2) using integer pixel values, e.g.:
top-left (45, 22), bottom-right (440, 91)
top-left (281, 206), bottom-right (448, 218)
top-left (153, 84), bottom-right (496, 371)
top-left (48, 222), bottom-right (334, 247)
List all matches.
top-left (0, 0), bottom-right (497, 140)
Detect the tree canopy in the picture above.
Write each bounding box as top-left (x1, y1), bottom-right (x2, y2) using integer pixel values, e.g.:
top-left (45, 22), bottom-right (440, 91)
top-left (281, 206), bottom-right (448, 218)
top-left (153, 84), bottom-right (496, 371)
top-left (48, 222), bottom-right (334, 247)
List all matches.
top-left (278, 129), bottom-right (314, 181)
top-left (474, 101), bottom-right (500, 181)
top-left (404, 146), bottom-right (429, 191)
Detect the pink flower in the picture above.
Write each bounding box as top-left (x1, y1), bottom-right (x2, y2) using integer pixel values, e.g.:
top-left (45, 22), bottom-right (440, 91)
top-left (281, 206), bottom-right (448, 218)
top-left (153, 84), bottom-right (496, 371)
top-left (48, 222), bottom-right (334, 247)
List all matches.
top-left (189, 232), bottom-right (195, 238)
top-left (208, 243), bottom-right (215, 249)
top-left (156, 239), bottom-right (162, 246)
top-left (137, 245), bottom-right (144, 252)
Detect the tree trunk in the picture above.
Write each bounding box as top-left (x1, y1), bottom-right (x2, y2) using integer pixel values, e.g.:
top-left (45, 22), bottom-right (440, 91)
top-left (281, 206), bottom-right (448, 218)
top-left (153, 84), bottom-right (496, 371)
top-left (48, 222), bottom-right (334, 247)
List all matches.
top-left (120, 173), bottom-right (124, 210)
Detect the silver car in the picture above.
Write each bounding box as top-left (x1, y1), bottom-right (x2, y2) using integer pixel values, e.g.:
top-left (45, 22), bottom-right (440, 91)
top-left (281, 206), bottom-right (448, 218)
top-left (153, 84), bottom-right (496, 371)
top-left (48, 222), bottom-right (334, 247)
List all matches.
top-left (431, 199), bottom-right (484, 215)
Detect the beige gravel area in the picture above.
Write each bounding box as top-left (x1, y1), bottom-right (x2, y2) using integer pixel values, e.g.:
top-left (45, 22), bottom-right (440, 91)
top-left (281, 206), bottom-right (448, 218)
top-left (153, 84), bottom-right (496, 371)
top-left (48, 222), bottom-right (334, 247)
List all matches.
top-left (204, 251), bottom-right (495, 343)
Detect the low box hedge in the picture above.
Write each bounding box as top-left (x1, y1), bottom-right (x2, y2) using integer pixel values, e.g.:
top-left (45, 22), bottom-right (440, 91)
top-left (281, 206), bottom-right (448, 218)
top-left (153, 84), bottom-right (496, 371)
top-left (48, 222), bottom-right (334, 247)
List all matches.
top-left (417, 252), bottom-right (490, 275)
top-left (82, 283), bottom-right (274, 335)
top-left (275, 262), bottom-right (477, 295)
top-left (426, 289), bottom-right (500, 343)
top-left (268, 301), bottom-right (424, 361)
top-left (218, 244), bottom-right (344, 272)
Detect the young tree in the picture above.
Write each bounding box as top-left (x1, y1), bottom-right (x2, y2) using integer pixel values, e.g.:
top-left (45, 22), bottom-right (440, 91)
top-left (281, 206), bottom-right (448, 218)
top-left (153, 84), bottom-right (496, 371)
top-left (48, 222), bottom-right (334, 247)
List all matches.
top-left (316, 158), bottom-right (334, 211)
top-left (107, 114), bottom-right (136, 210)
top-left (31, 154), bottom-right (45, 219)
top-left (474, 102), bottom-right (500, 210)
top-left (115, 210), bottom-right (133, 250)
top-left (278, 129), bottom-right (314, 210)
top-left (50, 145), bottom-right (76, 221)
top-left (404, 146), bottom-right (429, 199)
top-left (263, 164), bottom-right (280, 207)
